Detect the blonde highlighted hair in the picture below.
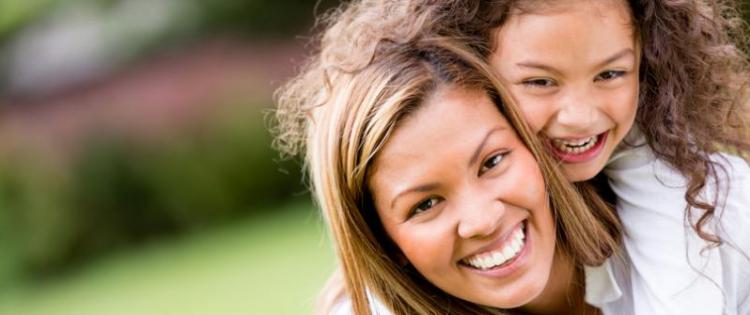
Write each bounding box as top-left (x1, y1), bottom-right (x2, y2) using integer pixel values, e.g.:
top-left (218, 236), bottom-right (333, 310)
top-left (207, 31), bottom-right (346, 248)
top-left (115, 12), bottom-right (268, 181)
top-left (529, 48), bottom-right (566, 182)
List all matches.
top-left (273, 1), bottom-right (621, 314)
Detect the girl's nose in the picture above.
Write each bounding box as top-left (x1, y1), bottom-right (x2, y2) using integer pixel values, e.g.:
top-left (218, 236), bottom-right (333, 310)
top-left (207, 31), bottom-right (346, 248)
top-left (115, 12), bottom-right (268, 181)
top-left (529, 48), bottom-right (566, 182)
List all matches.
top-left (555, 88), bottom-right (600, 131)
top-left (456, 198), bottom-right (506, 239)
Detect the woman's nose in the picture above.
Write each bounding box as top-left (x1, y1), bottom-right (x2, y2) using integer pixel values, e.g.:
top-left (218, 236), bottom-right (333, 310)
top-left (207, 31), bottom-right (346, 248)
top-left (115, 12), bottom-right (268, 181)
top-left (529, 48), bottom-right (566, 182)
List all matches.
top-left (456, 198), bottom-right (506, 239)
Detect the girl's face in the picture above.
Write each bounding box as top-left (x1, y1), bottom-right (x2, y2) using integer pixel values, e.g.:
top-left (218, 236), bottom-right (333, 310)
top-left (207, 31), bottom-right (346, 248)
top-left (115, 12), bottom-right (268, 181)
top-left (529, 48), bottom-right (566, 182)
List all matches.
top-left (369, 86), bottom-right (557, 309)
top-left (490, 0), bottom-right (639, 182)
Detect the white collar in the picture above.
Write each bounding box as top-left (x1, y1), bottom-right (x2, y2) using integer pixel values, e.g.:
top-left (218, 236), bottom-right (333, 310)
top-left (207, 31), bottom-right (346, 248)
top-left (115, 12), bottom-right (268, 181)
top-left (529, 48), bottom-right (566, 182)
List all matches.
top-left (605, 127), bottom-right (655, 171)
top-left (584, 259), bottom-right (624, 308)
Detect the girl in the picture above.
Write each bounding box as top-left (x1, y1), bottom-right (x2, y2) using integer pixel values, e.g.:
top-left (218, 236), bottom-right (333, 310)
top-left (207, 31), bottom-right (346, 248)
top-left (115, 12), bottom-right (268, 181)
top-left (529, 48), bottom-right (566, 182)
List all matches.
top-left (274, 30), bottom-right (621, 314)
top-left (483, 1), bottom-right (750, 313)
top-left (330, 0), bottom-right (750, 314)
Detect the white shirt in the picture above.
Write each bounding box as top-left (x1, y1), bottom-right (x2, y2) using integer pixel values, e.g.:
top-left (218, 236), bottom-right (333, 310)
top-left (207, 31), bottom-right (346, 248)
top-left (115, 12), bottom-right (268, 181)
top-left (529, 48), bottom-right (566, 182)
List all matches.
top-left (589, 130), bottom-right (750, 315)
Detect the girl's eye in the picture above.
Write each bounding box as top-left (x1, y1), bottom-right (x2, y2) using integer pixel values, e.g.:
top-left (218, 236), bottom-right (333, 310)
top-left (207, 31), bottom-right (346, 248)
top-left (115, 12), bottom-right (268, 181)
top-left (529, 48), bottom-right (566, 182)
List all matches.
top-left (480, 152), bottom-right (507, 175)
top-left (595, 70), bottom-right (625, 81)
top-left (409, 197), bottom-right (441, 218)
top-left (521, 78), bottom-right (556, 88)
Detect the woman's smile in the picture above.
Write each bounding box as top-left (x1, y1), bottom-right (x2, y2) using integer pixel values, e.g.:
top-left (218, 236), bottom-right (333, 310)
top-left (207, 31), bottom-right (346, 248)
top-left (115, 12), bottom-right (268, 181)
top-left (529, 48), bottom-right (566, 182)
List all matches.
top-left (369, 86), bottom-right (556, 309)
top-left (460, 220), bottom-right (530, 279)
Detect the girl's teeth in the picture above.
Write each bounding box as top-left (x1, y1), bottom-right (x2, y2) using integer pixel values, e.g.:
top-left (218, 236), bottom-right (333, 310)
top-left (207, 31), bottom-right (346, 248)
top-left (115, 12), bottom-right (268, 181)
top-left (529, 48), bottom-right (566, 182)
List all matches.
top-left (464, 225), bottom-right (526, 270)
top-left (552, 136), bottom-right (598, 153)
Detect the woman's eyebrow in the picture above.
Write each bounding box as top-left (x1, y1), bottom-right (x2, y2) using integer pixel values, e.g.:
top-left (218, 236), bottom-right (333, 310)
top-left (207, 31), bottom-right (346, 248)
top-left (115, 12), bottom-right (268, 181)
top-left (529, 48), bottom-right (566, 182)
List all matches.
top-left (389, 126), bottom-right (508, 210)
top-left (390, 183), bottom-right (439, 210)
top-left (468, 126), bottom-right (507, 167)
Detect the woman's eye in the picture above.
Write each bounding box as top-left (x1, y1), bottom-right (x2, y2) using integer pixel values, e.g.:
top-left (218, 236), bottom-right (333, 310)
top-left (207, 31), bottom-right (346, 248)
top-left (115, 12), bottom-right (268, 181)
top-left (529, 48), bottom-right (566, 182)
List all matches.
top-left (480, 152), bottom-right (507, 175)
top-left (410, 197), bottom-right (441, 217)
top-left (521, 78), bottom-right (556, 88)
top-left (595, 70), bottom-right (625, 81)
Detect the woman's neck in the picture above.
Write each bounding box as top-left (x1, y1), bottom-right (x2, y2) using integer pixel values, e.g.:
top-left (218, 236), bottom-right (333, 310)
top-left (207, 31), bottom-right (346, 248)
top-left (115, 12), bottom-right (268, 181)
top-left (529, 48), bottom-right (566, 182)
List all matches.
top-left (517, 250), bottom-right (599, 315)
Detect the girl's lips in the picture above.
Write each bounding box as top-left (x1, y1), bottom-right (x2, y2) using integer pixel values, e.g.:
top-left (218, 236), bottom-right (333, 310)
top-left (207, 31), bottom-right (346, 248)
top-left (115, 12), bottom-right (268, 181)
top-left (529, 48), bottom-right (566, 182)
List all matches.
top-left (547, 131), bottom-right (608, 163)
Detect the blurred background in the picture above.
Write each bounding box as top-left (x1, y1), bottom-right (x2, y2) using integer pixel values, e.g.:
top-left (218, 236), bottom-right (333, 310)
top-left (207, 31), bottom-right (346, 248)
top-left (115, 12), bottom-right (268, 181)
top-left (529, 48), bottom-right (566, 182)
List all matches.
top-left (0, 0), bottom-right (340, 314)
top-left (0, 1), bottom-right (748, 315)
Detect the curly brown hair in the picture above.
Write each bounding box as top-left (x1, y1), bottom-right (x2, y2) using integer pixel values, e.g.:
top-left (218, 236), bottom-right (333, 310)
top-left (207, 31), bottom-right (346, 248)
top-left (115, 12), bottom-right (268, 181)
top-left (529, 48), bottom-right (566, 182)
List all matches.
top-left (398, 0), bottom-right (750, 244)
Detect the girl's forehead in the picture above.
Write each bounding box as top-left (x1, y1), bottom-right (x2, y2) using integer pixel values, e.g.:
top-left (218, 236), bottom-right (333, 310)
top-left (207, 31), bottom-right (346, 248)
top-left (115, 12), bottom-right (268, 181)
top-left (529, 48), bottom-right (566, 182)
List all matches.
top-left (493, 0), bottom-right (636, 51)
top-left (513, 0), bottom-right (624, 10)
top-left (507, 0), bottom-right (632, 22)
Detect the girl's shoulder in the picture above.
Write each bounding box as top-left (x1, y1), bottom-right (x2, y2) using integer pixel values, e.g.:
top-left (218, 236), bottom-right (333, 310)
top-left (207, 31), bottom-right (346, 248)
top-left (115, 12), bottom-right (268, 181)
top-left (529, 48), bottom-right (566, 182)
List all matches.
top-left (712, 153), bottom-right (750, 182)
top-left (705, 153), bottom-right (750, 210)
top-left (606, 137), bottom-right (750, 191)
top-left (711, 153), bottom-right (750, 223)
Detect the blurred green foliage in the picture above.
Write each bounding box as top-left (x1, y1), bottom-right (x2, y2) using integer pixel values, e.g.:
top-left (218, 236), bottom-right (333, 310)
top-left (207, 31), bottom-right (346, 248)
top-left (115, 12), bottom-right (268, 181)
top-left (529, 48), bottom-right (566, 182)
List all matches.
top-left (0, 0), bottom-right (337, 294)
top-left (0, 0), bottom-right (340, 43)
top-left (194, 0), bottom-right (340, 37)
top-left (0, 0), bottom-right (55, 42)
top-left (0, 104), bottom-right (306, 280)
top-left (0, 201), bottom-right (334, 315)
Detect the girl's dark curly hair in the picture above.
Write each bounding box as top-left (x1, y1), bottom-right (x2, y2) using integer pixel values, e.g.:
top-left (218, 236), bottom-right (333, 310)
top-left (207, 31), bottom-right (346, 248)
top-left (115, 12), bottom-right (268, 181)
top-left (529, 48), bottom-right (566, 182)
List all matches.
top-left (416, 0), bottom-right (750, 244)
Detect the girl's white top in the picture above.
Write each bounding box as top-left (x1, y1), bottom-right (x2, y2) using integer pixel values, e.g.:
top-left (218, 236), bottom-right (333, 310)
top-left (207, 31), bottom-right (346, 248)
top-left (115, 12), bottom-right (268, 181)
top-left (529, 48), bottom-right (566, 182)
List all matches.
top-left (586, 129), bottom-right (750, 315)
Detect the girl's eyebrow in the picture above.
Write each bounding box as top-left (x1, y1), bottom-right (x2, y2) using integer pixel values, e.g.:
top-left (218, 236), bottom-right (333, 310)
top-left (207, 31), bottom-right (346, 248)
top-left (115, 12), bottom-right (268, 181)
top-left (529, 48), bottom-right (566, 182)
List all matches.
top-left (593, 48), bottom-right (635, 68)
top-left (515, 48), bottom-right (635, 72)
top-left (515, 61), bottom-right (561, 76)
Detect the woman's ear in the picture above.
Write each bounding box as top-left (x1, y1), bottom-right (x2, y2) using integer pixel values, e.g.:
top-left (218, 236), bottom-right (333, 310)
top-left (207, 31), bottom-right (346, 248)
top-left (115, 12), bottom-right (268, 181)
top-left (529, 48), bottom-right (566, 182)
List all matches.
top-left (384, 239), bottom-right (409, 267)
top-left (394, 251), bottom-right (410, 267)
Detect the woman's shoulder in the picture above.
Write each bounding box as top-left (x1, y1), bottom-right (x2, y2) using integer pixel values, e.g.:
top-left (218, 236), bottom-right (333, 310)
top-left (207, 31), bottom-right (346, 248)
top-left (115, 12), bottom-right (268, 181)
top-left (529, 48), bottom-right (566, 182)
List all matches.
top-left (329, 298), bottom-right (355, 315)
top-left (328, 294), bottom-right (393, 315)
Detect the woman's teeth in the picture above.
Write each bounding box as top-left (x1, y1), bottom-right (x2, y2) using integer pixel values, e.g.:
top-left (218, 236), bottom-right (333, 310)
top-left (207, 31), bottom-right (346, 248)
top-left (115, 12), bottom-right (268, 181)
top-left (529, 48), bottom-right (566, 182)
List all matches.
top-left (552, 135), bottom-right (598, 154)
top-left (464, 224), bottom-right (526, 270)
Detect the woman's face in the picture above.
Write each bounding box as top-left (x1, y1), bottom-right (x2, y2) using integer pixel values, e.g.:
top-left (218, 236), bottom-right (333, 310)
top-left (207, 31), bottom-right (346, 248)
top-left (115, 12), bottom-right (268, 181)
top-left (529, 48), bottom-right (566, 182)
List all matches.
top-left (490, 0), bottom-right (639, 182)
top-left (369, 86), bottom-right (557, 309)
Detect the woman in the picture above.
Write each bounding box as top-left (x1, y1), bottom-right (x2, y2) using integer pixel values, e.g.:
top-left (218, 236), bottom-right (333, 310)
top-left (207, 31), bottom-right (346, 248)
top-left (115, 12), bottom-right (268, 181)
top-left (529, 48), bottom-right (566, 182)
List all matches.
top-left (274, 25), bottom-right (621, 314)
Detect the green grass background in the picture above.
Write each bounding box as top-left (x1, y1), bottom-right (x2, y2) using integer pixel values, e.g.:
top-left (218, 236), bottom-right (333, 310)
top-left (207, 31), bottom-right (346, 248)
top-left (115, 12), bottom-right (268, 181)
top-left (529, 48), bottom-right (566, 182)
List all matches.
top-left (0, 201), bottom-right (335, 315)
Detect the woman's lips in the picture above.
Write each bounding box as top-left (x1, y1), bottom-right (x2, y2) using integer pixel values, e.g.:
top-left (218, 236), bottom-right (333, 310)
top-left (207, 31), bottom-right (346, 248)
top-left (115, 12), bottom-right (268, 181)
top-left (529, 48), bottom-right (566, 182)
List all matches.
top-left (460, 221), bottom-right (530, 278)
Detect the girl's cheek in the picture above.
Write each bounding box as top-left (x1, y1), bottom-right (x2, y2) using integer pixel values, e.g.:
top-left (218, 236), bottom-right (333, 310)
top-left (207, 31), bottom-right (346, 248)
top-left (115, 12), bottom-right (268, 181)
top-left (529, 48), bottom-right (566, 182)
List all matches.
top-left (516, 100), bottom-right (552, 133)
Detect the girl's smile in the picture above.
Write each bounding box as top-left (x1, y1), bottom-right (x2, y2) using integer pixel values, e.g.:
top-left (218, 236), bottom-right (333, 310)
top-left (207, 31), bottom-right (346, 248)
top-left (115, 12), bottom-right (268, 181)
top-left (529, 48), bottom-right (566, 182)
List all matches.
top-left (546, 132), bottom-right (608, 164)
top-left (490, 0), bottom-right (640, 181)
